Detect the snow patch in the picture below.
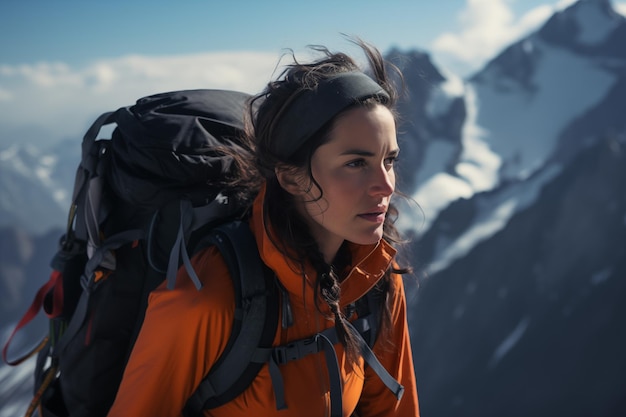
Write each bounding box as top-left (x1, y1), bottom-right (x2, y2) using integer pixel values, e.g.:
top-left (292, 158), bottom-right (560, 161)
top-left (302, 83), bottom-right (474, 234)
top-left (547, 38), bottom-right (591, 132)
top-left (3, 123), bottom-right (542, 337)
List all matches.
top-left (457, 84), bottom-right (502, 192)
top-left (522, 39), bottom-right (534, 54)
top-left (591, 267), bottom-right (612, 285)
top-left (471, 37), bottom-right (616, 181)
top-left (402, 172), bottom-right (473, 235)
top-left (453, 304), bottom-right (465, 319)
top-left (428, 197), bottom-right (516, 274)
top-left (413, 139), bottom-right (458, 187)
top-left (489, 317), bottom-right (530, 368)
top-left (0, 324), bottom-right (38, 417)
top-left (0, 358), bottom-right (35, 417)
top-left (428, 163), bottom-right (561, 274)
top-left (426, 68), bottom-right (465, 119)
top-left (404, 82), bottom-right (506, 237)
top-left (497, 287), bottom-right (509, 299)
top-left (1, 144), bottom-right (69, 208)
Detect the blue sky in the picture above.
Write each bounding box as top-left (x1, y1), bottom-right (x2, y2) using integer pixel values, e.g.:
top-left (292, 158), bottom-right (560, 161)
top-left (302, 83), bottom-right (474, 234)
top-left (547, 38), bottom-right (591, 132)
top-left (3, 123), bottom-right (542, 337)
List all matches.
top-left (1, 0), bottom-right (625, 147)
top-left (4, 0), bottom-right (609, 70)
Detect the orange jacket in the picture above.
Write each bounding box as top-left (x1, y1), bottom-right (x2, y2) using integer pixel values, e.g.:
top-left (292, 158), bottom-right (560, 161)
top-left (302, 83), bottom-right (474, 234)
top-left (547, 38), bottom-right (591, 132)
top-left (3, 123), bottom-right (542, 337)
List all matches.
top-left (108, 186), bottom-right (419, 416)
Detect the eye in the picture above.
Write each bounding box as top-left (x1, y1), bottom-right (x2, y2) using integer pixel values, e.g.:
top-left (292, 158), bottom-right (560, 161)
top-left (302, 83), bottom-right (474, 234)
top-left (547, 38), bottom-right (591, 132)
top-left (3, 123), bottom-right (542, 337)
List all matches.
top-left (346, 158), bottom-right (367, 168)
top-left (384, 155), bottom-right (398, 168)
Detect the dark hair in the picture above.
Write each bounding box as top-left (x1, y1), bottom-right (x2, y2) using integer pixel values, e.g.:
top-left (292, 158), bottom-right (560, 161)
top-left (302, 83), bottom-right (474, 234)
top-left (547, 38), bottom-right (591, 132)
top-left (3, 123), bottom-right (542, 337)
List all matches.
top-left (246, 39), bottom-right (408, 361)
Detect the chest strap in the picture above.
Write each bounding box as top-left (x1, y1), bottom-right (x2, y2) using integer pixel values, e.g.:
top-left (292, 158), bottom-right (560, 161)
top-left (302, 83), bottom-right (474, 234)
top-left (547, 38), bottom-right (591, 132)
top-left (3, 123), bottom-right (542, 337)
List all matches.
top-left (254, 314), bottom-right (404, 417)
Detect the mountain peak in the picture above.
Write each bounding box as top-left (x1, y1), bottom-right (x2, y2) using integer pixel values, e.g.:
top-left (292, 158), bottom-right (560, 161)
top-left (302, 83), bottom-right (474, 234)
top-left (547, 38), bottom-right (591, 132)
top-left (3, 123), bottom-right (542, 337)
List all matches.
top-left (471, 0), bottom-right (626, 86)
top-left (538, 0), bottom-right (626, 54)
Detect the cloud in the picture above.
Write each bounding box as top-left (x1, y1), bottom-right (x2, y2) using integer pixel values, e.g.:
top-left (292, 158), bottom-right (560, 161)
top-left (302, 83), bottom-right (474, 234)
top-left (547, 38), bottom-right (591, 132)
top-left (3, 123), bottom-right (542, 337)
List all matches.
top-left (431, 0), bottom-right (576, 76)
top-left (616, 2), bottom-right (626, 16)
top-left (0, 52), bottom-right (279, 147)
top-left (0, 88), bottom-right (12, 102)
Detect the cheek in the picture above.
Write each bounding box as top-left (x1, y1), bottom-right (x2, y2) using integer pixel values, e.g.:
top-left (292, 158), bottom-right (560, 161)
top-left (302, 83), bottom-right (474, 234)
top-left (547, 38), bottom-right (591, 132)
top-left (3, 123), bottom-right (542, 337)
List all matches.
top-left (303, 173), bottom-right (349, 216)
top-left (316, 170), bottom-right (360, 200)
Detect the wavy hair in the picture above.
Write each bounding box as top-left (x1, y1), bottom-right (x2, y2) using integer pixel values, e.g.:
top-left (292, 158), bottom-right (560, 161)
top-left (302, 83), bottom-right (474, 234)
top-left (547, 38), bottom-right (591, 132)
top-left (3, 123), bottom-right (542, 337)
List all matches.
top-left (246, 39), bottom-right (410, 361)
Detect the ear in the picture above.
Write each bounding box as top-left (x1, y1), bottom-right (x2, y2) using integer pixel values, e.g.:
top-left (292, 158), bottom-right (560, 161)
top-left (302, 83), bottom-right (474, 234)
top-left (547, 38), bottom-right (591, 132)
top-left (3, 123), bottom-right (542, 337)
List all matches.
top-left (275, 166), bottom-right (309, 196)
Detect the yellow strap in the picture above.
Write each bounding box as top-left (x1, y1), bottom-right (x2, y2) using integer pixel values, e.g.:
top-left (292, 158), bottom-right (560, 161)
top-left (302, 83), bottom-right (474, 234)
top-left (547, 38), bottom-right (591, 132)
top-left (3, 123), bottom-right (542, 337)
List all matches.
top-left (25, 360), bottom-right (58, 417)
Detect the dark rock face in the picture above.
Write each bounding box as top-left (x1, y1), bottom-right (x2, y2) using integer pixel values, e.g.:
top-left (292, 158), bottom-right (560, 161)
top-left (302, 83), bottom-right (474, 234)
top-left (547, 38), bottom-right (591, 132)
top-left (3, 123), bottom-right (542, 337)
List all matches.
top-left (410, 137), bottom-right (626, 417)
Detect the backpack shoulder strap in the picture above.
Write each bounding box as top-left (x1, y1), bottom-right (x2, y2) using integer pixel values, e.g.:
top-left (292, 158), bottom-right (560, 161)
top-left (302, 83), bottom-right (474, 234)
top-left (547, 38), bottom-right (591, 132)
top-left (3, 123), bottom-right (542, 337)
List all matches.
top-left (183, 221), bottom-right (279, 415)
top-left (353, 281), bottom-right (385, 347)
top-left (263, 282), bottom-right (403, 417)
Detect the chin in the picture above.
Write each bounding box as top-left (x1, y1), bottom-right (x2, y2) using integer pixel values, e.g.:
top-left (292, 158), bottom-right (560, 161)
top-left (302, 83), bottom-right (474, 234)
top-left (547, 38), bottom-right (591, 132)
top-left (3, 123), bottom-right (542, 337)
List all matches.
top-left (352, 231), bottom-right (384, 246)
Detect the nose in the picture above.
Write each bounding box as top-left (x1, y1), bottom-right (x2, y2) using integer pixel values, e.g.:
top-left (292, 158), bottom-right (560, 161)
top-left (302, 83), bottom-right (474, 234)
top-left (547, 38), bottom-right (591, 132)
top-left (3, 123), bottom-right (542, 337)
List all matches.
top-left (370, 164), bottom-right (395, 197)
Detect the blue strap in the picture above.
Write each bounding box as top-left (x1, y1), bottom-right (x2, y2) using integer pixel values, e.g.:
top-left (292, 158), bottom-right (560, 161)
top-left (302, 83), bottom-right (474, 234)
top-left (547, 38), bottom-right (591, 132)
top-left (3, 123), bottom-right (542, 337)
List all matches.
top-left (54, 229), bottom-right (144, 356)
top-left (264, 314), bottom-right (404, 414)
top-left (166, 215), bottom-right (202, 290)
top-left (165, 199), bottom-right (239, 290)
top-left (317, 333), bottom-right (343, 417)
top-left (266, 332), bottom-right (343, 416)
top-left (346, 321), bottom-right (405, 400)
top-left (267, 354), bottom-right (287, 410)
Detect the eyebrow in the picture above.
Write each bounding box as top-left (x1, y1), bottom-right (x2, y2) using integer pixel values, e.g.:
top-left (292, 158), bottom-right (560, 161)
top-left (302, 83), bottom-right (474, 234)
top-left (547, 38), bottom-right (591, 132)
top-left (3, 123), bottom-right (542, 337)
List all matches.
top-left (339, 148), bottom-right (400, 157)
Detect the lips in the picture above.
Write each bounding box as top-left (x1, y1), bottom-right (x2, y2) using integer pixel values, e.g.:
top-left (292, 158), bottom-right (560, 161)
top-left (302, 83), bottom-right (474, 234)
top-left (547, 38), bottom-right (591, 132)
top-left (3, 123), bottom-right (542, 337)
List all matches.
top-left (358, 208), bottom-right (387, 223)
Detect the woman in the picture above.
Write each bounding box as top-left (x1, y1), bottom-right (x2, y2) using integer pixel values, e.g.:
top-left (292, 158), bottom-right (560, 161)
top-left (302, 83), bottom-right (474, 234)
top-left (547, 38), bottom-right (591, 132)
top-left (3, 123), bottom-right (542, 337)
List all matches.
top-left (107, 40), bottom-right (419, 416)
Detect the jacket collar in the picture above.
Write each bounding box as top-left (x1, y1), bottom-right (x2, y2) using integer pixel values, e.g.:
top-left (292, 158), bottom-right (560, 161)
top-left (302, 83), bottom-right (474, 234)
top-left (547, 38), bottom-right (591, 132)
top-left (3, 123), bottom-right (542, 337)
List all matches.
top-left (249, 184), bottom-right (396, 307)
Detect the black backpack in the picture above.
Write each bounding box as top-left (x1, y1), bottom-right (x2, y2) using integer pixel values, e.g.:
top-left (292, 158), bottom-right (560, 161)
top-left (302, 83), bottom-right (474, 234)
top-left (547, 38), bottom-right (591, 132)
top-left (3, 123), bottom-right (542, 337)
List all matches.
top-left (3, 89), bottom-right (403, 417)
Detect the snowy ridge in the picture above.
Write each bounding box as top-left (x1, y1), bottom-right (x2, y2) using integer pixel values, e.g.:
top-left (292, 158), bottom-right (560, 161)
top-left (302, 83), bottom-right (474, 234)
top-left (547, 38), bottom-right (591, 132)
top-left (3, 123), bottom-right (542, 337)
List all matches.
top-left (0, 324), bottom-right (37, 417)
top-left (0, 142), bottom-right (75, 234)
top-left (427, 162), bottom-right (562, 274)
top-left (0, 144), bottom-right (68, 206)
top-left (472, 35), bottom-right (617, 181)
top-left (425, 66), bottom-right (465, 119)
top-left (0, 358), bottom-right (34, 417)
top-left (455, 82), bottom-right (501, 193)
top-left (401, 0), bottom-right (625, 247)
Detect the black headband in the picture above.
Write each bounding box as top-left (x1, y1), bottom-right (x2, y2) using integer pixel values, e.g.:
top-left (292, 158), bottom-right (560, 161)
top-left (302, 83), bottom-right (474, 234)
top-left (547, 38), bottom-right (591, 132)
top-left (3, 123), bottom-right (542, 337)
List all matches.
top-left (270, 71), bottom-right (390, 159)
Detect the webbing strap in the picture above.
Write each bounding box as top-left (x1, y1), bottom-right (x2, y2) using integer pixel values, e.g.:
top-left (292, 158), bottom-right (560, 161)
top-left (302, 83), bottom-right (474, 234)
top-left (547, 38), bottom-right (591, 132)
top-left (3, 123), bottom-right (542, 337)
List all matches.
top-left (1, 274), bottom-right (59, 366)
top-left (265, 330), bottom-right (344, 415)
top-left (267, 352), bottom-right (287, 410)
top-left (264, 314), bottom-right (403, 415)
top-left (358, 287), bottom-right (382, 347)
top-left (166, 216), bottom-right (201, 290)
top-left (264, 330), bottom-right (322, 409)
top-left (165, 199), bottom-right (238, 290)
top-left (318, 333), bottom-right (343, 417)
top-left (72, 111), bottom-right (115, 243)
top-left (54, 229), bottom-right (144, 356)
top-left (346, 321), bottom-right (405, 400)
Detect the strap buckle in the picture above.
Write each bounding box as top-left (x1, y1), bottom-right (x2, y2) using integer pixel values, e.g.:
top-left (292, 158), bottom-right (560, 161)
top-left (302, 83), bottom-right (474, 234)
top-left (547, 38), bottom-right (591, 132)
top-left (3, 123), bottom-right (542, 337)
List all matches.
top-left (271, 336), bottom-right (320, 365)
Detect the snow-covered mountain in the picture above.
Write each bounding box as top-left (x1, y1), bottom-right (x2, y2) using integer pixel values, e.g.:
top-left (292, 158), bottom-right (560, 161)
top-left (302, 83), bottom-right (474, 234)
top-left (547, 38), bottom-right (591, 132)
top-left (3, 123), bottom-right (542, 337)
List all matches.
top-left (412, 136), bottom-right (626, 416)
top-left (405, 0), bottom-right (626, 415)
top-left (1, 0), bottom-right (625, 415)
top-left (399, 0), bottom-right (626, 273)
top-left (470, 0), bottom-right (625, 182)
top-left (0, 140), bottom-right (79, 235)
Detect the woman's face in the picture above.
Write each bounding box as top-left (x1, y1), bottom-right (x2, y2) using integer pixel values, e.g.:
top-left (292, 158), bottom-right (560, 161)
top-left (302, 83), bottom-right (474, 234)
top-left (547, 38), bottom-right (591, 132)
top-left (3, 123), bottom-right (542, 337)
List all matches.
top-left (293, 104), bottom-right (398, 263)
